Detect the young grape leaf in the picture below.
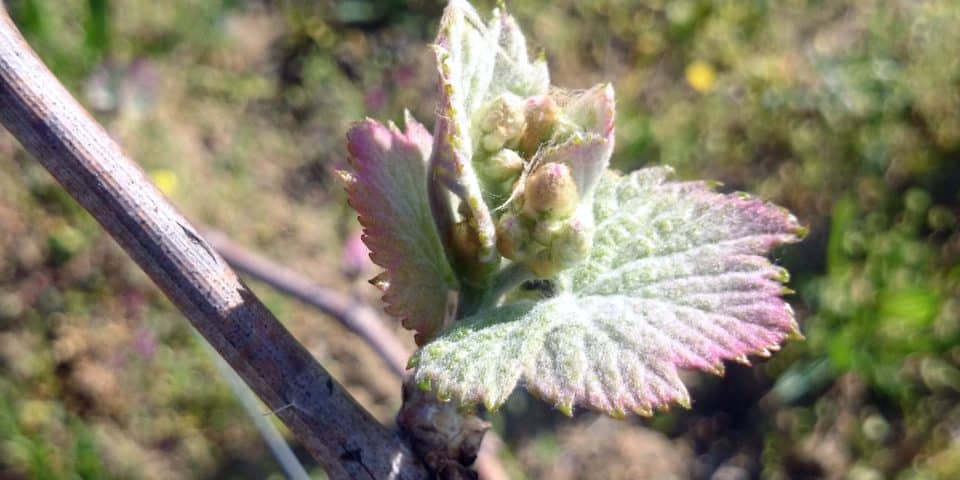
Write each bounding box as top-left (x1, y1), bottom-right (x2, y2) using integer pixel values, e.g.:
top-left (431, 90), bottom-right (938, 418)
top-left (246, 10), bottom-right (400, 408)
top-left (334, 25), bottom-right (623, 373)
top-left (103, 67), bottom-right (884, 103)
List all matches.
top-left (531, 83), bottom-right (616, 202)
top-left (429, 0), bottom-right (551, 265)
top-left (412, 167), bottom-right (805, 416)
top-left (344, 116), bottom-right (459, 345)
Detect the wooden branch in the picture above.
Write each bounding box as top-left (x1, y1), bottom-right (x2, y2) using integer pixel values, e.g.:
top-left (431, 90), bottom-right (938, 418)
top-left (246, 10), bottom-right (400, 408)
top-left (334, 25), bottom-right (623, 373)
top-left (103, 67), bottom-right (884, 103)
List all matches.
top-left (0, 8), bottom-right (427, 480)
top-left (202, 228), bottom-right (511, 480)
top-left (202, 229), bottom-right (410, 377)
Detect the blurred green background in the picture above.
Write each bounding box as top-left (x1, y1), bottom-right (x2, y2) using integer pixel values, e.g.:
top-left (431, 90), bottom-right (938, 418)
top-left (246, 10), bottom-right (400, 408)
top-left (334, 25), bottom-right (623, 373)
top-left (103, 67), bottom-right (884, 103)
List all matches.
top-left (0, 0), bottom-right (957, 478)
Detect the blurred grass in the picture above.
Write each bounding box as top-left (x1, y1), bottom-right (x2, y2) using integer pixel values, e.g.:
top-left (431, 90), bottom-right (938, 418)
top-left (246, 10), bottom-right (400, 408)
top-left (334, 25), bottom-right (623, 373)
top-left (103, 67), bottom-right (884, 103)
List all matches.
top-left (0, 0), bottom-right (958, 478)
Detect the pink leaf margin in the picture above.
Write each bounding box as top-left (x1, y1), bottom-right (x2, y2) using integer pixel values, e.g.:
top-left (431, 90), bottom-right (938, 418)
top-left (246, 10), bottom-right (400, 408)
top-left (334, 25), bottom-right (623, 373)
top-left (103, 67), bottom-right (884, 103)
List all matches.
top-left (343, 116), bottom-right (458, 344)
top-left (412, 168), bottom-right (807, 416)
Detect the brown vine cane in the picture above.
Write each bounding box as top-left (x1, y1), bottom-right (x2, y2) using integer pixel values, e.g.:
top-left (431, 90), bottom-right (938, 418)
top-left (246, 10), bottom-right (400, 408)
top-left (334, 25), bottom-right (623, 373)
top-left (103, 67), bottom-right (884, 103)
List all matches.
top-left (0, 7), bottom-right (427, 480)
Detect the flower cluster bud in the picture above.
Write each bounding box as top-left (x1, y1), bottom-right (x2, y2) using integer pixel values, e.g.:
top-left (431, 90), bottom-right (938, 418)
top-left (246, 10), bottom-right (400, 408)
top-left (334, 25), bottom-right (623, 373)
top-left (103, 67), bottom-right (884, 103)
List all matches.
top-left (494, 160), bottom-right (592, 278)
top-left (495, 211), bottom-right (529, 261)
top-left (471, 91), bottom-right (602, 279)
top-left (518, 95), bottom-right (560, 157)
top-left (450, 216), bottom-right (498, 283)
top-left (497, 209), bottom-right (593, 278)
top-left (479, 93), bottom-right (526, 152)
top-left (522, 162), bottom-right (578, 219)
top-left (526, 216), bottom-right (593, 278)
top-left (548, 215), bottom-right (592, 266)
top-left (480, 148), bottom-right (524, 183)
top-left (451, 219), bottom-right (480, 263)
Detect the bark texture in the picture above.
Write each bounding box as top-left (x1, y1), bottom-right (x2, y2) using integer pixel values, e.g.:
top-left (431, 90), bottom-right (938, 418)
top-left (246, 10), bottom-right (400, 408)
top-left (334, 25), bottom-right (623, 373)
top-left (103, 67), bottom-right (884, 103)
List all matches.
top-left (0, 8), bottom-right (427, 479)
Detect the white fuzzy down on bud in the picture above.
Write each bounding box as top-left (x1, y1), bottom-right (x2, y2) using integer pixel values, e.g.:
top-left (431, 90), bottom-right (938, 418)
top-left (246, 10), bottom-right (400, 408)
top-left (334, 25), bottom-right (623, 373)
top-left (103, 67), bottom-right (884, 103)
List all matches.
top-left (478, 93), bottom-right (527, 152)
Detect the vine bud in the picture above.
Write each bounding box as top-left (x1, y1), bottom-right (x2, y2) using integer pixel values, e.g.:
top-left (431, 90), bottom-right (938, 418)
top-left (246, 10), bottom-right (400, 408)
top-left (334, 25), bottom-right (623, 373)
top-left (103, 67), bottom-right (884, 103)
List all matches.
top-left (479, 93), bottom-right (526, 152)
top-left (526, 216), bottom-right (593, 278)
top-left (519, 95), bottom-right (560, 156)
top-left (522, 162), bottom-right (579, 219)
top-left (550, 216), bottom-right (592, 265)
top-left (451, 220), bottom-right (481, 263)
top-left (532, 219), bottom-right (563, 246)
top-left (451, 219), bottom-right (499, 283)
top-left (481, 148), bottom-right (524, 182)
top-left (495, 211), bottom-right (529, 260)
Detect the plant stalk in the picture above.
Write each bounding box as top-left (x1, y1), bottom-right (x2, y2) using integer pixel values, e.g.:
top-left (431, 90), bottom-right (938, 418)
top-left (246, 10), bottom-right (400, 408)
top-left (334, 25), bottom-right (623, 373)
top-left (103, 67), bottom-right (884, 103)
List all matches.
top-left (0, 8), bottom-right (427, 479)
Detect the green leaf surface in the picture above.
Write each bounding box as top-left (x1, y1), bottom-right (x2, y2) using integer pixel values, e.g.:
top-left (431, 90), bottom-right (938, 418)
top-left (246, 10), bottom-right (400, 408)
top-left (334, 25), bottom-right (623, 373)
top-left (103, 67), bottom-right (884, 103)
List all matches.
top-left (413, 167), bottom-right (803, 415)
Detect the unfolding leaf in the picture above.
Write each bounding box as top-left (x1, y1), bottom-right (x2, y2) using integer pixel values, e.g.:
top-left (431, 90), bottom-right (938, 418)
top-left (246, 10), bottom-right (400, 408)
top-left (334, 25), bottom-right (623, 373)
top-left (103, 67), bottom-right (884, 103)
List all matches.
top-left (429, 0), bottom-right (551, 265)
top-left (344, 116), bottom-right (459, 344)
top-left (412, 167), bottom-right (804, 415)
top-left (551, 84), bottom-right (615, 200)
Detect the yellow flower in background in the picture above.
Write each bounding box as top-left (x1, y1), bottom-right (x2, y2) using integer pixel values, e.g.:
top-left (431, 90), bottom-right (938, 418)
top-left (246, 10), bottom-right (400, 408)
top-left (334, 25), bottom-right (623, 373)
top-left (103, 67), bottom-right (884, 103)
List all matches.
top-left (686, 60), bottom-right (716, 93)
top-left (150, 169), bottom-right (179, 196)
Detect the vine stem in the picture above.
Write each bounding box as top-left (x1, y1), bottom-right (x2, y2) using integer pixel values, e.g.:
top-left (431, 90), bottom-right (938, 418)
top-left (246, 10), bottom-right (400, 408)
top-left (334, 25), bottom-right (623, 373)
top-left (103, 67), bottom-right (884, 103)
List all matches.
top-left (201, 228), bottom-right (410, 378)
top-left (200, 332), bottom-right (311, 480)
top-left (478, 262), bottom-right (535, 312)
top-left (0, 7), bottom-right (428, 480)
top-left (202, 227), bottom-right (512, 480)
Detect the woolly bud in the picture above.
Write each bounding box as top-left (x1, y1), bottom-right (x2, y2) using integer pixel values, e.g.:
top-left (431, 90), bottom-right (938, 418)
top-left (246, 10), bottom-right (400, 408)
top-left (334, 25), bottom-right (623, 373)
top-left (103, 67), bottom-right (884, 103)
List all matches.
top-left (519, 95), bottom-right (560, 157)
top-left (550, 215), bottom-right (592, 265)
top-left (532, 219), bottom-right (563, 246)
top-left (451, 220), bottom-right (480, 260)
top-left (522, 162), bottom-right (579, 219)
top-left (526, 215), bottom-right (593, 278)
top-left (479, 93), bottom-right (526, 152)
top-left (451, 219), bottom-right (499, 283)
top-left (481, 148), bottom-right (525, 182)
top-left (495, 211), bottom-right (529, 260)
